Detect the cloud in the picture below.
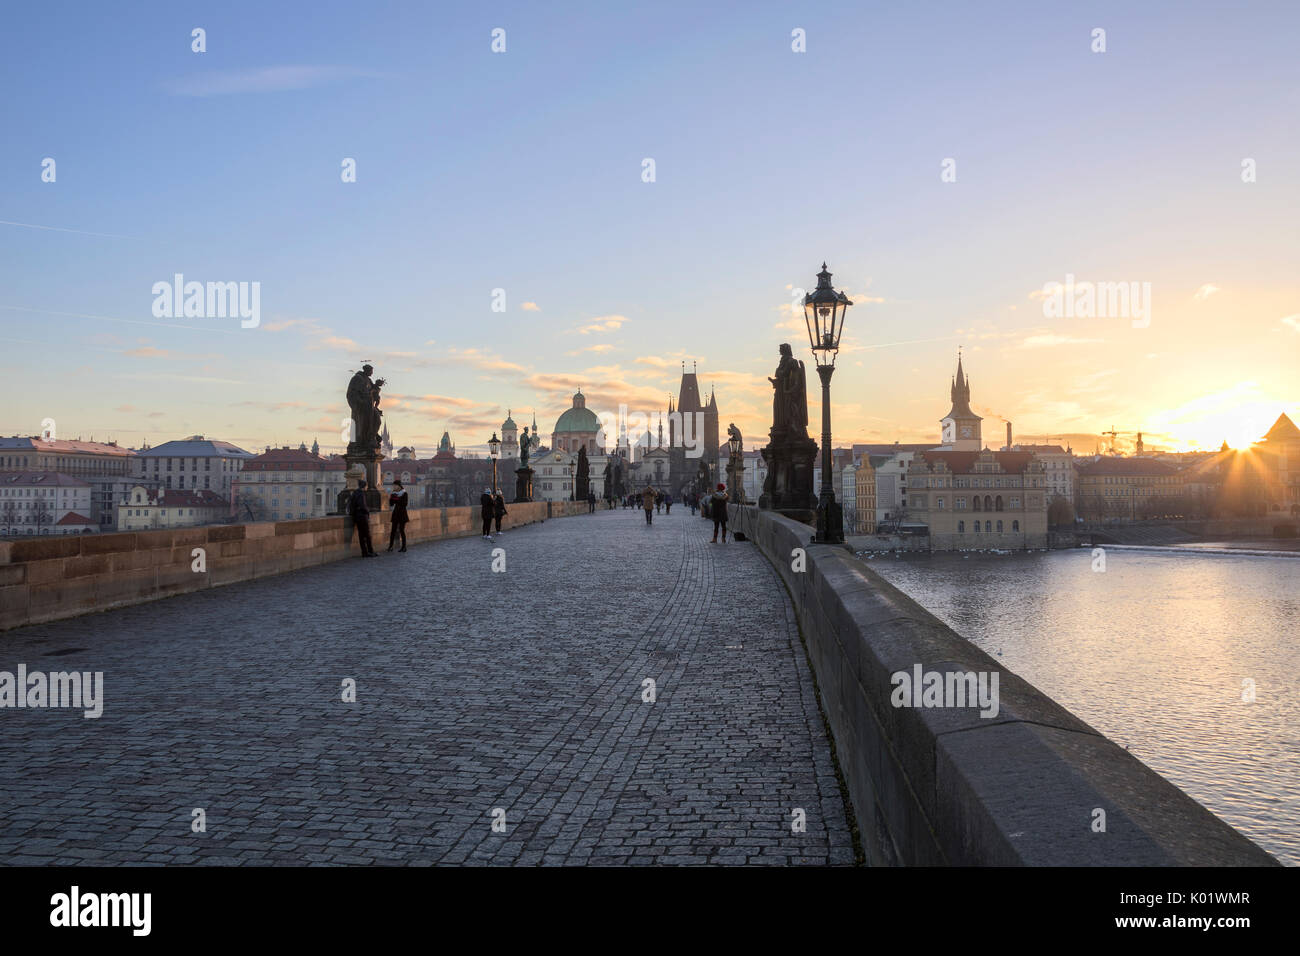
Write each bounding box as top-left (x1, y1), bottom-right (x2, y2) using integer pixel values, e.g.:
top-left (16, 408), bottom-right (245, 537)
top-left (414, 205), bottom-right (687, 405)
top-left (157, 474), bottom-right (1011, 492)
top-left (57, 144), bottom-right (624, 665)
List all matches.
top-left (568, 315), bottom-right (628, 335)
top-left (1280, 314), bottom-right (1300, 333)
top-left (1018, 333), bottom-right (1104, 349)
top-left (165, 66), bottom-right (381, 97)
top-left (114, 404), bottom-right (137, 413)
top-left (1193, 284), bottom-right (1220, 301)
top-left (521, 302), bottom-right (541, 312)
top-left (567, 343), bottom-right (616, 355)
top-left (123, 346), bottom-right (169, 358)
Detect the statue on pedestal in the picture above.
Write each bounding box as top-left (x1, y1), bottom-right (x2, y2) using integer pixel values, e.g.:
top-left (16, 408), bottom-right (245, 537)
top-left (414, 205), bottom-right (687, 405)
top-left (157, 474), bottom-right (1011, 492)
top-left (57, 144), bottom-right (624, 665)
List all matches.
top-left (344, 364), bottom-right (387, 510)
top-left (515, 425), bottom-right (535, 502)
top-left (760, 343), bottom-right (817, 517)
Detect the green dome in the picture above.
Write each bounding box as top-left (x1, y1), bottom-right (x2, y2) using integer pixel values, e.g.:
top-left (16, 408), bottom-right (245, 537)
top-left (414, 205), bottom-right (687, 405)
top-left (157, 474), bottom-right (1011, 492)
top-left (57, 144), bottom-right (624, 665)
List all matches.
top-left (555, 407), bottom-right (599, 432)
top-left (554, 390), bottom-right (599, 433)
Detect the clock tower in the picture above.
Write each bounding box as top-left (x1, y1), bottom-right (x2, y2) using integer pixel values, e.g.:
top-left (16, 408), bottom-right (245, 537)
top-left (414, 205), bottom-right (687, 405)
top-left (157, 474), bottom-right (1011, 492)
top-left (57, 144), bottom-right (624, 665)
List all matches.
top-left (940, 352), bottom-right (982, 451)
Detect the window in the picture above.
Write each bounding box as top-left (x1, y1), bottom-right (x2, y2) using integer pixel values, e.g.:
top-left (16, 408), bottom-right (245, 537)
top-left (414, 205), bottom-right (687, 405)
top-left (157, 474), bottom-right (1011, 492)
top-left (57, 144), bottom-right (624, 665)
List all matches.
top-left (973, 522), bottom-right (980, 533)
top-left (985, 521), bottom-right (992, 532)
top-left (1012, 520), bottom-right (1019, 531)
top-left (958, 520), bottom-right (965, 533)
top-left (996, 520), bottom-right (1003, 532)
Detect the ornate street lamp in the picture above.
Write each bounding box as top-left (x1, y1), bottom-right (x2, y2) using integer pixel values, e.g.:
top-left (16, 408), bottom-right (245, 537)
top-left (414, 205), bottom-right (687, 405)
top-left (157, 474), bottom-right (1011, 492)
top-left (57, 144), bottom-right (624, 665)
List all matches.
top-left (727, 431), bottom-right (743, 505)
top-left (488, 432), bottom-right (501, 496)
top-left (804, 263), bottom-right (852, 543)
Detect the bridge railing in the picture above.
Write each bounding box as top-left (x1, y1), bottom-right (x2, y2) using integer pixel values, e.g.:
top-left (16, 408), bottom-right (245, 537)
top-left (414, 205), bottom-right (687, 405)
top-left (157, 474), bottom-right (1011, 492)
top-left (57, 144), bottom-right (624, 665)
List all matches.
top-left (732, 503), bottom-right (1277, 866)
top-left (0, 501), bottom-right (589, 631)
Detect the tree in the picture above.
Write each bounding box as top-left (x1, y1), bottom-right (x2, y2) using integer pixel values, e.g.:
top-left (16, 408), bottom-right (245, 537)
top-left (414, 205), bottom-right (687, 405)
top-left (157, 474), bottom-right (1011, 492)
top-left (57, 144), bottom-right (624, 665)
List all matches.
top-left (1047, 494), bottom-right (1074, 528)
top-left (576, 446), bottom-right (590, 500)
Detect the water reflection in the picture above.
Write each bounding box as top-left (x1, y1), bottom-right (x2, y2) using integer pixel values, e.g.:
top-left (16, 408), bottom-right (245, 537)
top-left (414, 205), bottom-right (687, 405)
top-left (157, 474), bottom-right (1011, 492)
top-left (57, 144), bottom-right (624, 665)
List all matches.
top-left (866, 546), bottom-right (1300, 865)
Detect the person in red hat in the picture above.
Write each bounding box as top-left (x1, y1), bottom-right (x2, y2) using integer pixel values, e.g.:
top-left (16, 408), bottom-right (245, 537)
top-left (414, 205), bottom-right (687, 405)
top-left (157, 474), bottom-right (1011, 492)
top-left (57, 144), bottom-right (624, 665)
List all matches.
top-left (710, 482), bottom-right (730, 543)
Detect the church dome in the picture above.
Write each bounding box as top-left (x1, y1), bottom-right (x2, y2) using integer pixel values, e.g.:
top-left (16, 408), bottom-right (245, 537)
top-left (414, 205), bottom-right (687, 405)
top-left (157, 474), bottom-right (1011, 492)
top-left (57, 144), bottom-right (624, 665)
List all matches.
top-left (502, 408), bottom-right (517, 430)
top-left (554, 390), bottom-right (599, 433)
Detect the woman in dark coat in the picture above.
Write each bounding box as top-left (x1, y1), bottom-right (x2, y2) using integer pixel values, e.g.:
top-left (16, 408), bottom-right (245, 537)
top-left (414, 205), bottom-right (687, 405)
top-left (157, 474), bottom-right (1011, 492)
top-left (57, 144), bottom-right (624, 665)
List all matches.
top-left (493, 492), bottom-right (507, 534)
top-left (387, 479), bottom-right (409, 552)
top-left (480, 487), bottom-right (495, 538)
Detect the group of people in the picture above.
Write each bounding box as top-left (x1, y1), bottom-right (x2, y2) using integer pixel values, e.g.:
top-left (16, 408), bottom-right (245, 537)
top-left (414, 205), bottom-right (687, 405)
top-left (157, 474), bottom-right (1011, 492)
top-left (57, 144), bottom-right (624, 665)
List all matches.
top-left (622, 489), bottom-right (673, 514)
top-left (347, 478), bottom-right (410, 557)
top-left (479, 488), bottom-right (508, 538)
top-left (630, 482), bottom-right (731, 541)
top-left (348, 476), bottom-right (733, 555)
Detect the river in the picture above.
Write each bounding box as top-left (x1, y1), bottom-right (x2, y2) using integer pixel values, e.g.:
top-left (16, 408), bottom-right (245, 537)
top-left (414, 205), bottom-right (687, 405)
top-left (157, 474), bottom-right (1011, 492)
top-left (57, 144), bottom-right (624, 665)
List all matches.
top-left (863, 543), bottom-right (1300, 865)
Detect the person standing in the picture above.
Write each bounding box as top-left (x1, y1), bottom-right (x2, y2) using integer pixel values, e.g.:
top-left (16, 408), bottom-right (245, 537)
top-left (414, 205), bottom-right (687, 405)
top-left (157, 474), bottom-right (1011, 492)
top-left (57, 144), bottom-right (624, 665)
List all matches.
top-left (350, 479), bottom-right (377, 557)
top-left (387, 479), bottom-right (409, 552)
top-left (710, 483), bottom-right (730, 543)
top-left (689, 492), bottom-right (698, 516)
top-left (480, 487), bottom-right (495, 538)
top-left (641, 483), bottom-right (656, 525)
top-left (587, 489), bottom-right (596, 513)
top-left (493, 491), bottom-right (507, 534)
top-left (664, 493), bottom-right (672, 515)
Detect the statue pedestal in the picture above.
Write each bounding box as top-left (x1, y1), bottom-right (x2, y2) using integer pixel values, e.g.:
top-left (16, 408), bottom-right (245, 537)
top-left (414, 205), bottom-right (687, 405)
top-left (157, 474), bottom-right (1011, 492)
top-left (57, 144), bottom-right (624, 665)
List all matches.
top-left (515, 466), bottom-right (534, 503)
top-left (759, 430), bottom-right (817, 521)
top-left (344, 445), bottom-right (386, 511)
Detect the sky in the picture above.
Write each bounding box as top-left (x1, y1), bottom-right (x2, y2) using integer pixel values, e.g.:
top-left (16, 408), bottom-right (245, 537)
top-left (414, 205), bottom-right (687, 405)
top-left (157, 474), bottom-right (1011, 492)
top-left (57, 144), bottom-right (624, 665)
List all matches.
top-left (2, 0), bottom-right (1297, 458)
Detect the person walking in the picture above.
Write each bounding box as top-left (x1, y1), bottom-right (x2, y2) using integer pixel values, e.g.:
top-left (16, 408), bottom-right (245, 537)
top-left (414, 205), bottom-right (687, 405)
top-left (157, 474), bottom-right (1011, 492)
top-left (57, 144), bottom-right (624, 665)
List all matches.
top-left (664, 493), bottom-right (672, 515)
top-left (689, 492), bottom-right (698, 516)
top-left (641, 483), bottom-right (656, 525)
top-left (350, 479), bottom-right (377, 557)
top-left (587, 489), bottom-right (596, 513)
top-left (710, 483), bottom-right (730, 543)
top-left (655, 491), bottom-right (662, 513)
top-left (387, 479), bottom-right (409, 552)
top-left (493, 491), bottom-right (507, 534)
top-left (480, 487), bottom-right (495, 538)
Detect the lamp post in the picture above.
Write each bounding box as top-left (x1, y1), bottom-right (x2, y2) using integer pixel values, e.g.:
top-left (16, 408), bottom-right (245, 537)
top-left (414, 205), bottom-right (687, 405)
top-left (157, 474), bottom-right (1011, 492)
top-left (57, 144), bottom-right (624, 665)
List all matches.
top-left (488, 432), bottom-right (501, 496)
top-left (727, 432), bottom-right (743, 505)
top-left (804, 263), bottom-right (852, 544)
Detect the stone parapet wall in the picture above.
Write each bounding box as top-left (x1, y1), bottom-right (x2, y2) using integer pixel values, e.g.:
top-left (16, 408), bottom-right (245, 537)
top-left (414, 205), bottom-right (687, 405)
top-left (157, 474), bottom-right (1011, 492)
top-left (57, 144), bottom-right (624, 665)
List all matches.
top-left (732, 504), bottom-right (1277, 866)
top-left (0, 502), bottom-right (560, 631)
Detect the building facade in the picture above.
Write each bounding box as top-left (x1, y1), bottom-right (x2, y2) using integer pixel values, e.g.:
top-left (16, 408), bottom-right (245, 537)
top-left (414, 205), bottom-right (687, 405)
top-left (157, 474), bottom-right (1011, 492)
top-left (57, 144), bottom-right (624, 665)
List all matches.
top-left (234, 446), bottom-right (348, 521)
top-left (1075, 457), bottom-right (1184, 522)
top-left (116, 487), bottom-right (230, 530)
top-left (0, 436), bottom-right (139, 530)
top-left (906, 450), bottom-right (1049, 550)
top-left (0, 472), bottom-right (94, 535)
top-left (135, 436), bottom-right (255, 497)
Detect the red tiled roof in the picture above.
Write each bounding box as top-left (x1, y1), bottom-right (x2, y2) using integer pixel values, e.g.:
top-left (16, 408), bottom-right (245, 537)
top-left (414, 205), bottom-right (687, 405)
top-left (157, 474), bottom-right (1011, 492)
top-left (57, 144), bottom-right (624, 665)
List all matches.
top-left (913, 451), bottom-right (1037, 474)
top-left (1076, 457), bottom-right (1179, 477)
top-left (1261, 413), bottom-right (1300, 443)
top-left (133, 487), bottom-right (230, 507)
top-left (243, 448), bottom-right (346, 471)
top-left (55, 511), bottom-right (94, 525)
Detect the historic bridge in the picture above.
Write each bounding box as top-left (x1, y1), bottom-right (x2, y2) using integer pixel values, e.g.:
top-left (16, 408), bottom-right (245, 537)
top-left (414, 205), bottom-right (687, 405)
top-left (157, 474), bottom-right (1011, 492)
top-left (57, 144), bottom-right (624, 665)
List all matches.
top-left (0, 503), bottom-right (1277, 866)
top-left (0, 507), bottom-right (854, 866)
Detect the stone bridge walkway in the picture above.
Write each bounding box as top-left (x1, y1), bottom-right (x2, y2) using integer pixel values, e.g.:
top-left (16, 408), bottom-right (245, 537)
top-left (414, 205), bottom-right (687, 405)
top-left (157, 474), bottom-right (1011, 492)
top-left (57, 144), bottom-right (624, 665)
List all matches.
top-left (0, 507), bottom-right (855, 865)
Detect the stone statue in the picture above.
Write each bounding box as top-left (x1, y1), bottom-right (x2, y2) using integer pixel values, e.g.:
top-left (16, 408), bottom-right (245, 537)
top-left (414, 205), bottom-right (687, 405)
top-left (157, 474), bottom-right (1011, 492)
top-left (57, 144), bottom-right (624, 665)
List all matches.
top-left (760, 343), bottom-right (817, 515)
top-left (519, 426), bottom-right (533, 467)
top-left (346, 364), bottom-right (386, 451)
top-left (727, 423), bottom-right (742, 449)
top-left (769, 344), bottom-right (809, 436)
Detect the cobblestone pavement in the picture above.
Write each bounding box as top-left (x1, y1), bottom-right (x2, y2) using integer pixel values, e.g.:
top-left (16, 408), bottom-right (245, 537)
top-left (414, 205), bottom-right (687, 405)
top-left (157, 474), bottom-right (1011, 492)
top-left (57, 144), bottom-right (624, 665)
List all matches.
top-left (0, 507), bottom-right (855, 866)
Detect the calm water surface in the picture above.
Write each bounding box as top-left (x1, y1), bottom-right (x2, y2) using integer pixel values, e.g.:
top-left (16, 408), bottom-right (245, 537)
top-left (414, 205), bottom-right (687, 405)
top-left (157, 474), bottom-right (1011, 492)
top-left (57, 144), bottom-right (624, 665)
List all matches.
top-left (865, 545), bottom-right (1300, 865)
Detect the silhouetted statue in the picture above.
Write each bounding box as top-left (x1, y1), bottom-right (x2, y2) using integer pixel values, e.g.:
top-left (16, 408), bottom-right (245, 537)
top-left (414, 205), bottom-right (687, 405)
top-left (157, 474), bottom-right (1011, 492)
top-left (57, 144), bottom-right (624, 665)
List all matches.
top-left (347, 364), bottom-right (386, 451)
top-left (769, 343), bottom-right (809, 437)
top-left (519, 426), bottom-right (533, 467)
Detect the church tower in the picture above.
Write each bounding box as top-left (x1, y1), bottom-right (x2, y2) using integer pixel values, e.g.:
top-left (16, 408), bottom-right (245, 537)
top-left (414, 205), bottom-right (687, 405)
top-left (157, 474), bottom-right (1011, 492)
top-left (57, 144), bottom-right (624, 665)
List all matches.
top-left (501, 409), bottom-right (519, 459)
top-left (940, 352), bottom-right (982, 451)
